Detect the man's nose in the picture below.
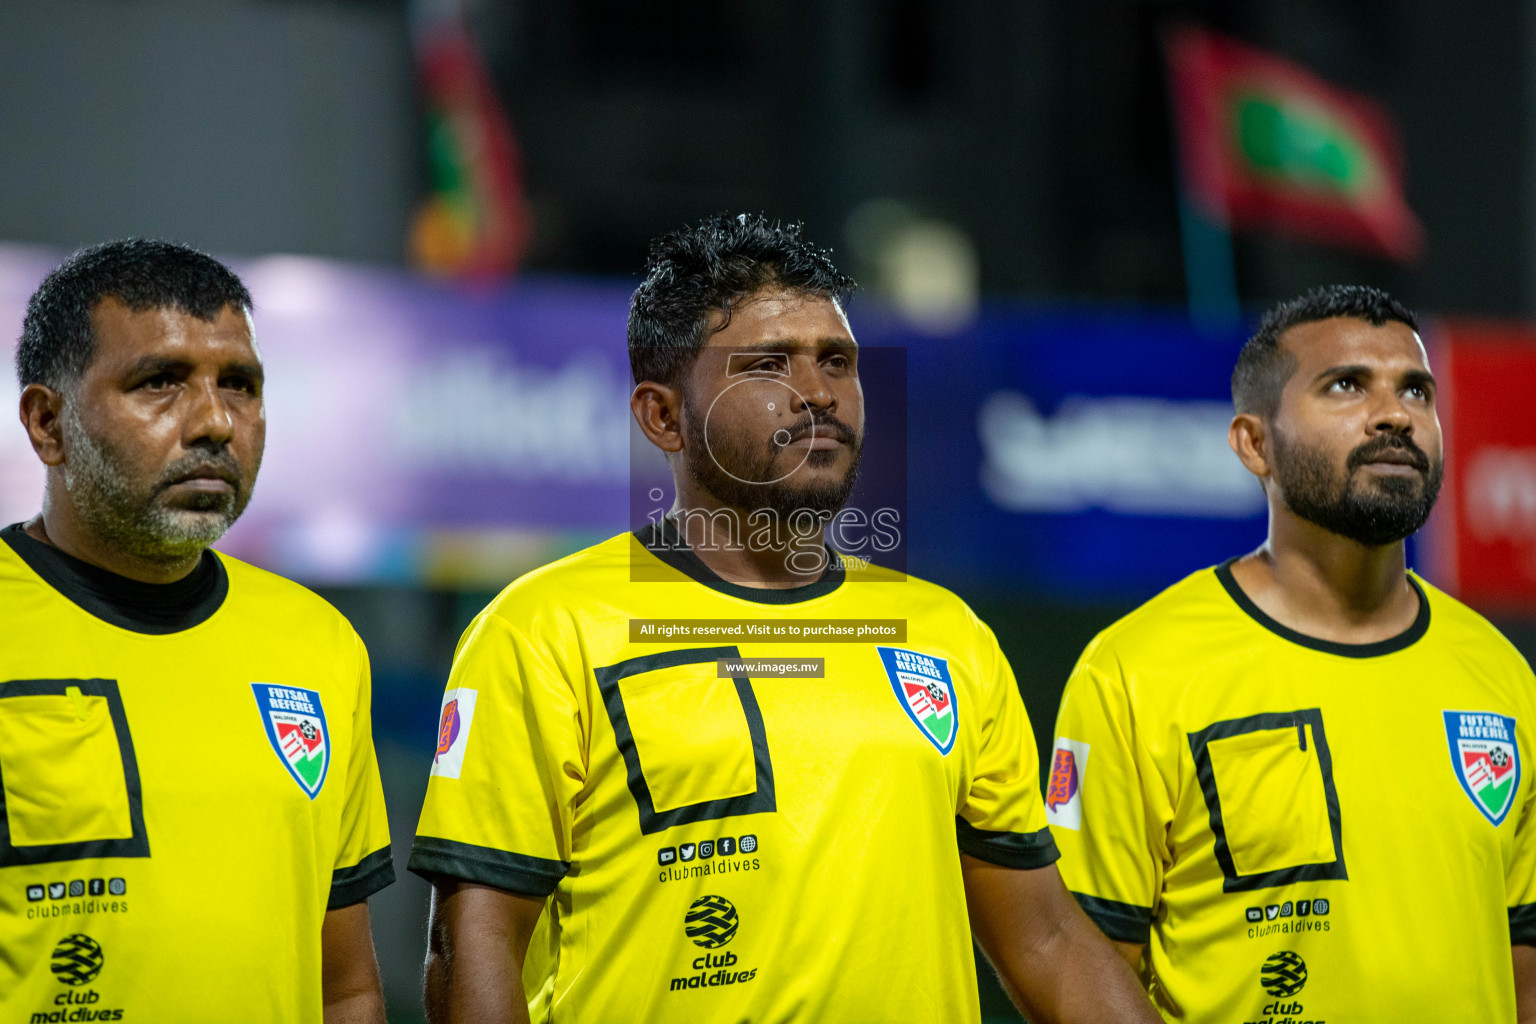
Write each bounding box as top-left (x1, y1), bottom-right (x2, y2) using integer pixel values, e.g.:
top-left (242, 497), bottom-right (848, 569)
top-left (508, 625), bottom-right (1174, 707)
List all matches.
top-left (184, 377), bottom-right (235, 445)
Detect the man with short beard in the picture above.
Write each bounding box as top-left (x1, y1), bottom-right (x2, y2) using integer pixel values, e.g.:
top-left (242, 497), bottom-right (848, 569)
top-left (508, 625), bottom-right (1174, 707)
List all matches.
top-left (0, 240), bottom-right (392, 1023)
top-left (410, 214), bottom-right (1160, 1024)
top-left (1049, 285), bottom-right (1536, 1022)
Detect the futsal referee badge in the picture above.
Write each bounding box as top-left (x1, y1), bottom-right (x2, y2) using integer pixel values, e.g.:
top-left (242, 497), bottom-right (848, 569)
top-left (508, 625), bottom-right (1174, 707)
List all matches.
top-left (1444, 710), bottom-right (1521, 826)
top-left (878, 647), bottom-right (957, 755)
top-left (252, 684), bottom-right (331, 799)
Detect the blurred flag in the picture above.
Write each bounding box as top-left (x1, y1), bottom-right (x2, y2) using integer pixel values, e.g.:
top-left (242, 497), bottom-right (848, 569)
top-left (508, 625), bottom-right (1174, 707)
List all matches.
top-left (1164, 24), bottom-right (1423, 262)
top-left (409, 9), bottom-right (532, 278)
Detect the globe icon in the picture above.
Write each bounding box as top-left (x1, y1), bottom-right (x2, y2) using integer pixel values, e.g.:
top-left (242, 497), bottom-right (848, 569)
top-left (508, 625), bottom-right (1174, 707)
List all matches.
top-left (684, 894), bottom-right (740, 948)
top-left (51, 934), bottom-right (104, 986)
top-left (1260, 951), bottom-right (1307, 997)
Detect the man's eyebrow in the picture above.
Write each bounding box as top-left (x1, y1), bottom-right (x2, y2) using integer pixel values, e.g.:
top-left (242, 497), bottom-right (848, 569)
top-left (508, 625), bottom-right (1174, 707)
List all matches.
top-left (1310, 363), bottom-right (1371, 385)
top-left (731, 337), bottom-right (857, 354)
top-left (1309, 363), bottom-right (1436, 390)
top-left (121, 356), bottom-right (265, 383)
top-left (123, 355), bottom-right (192, 378)
top-left (223, 362), bottom-right (265, 383)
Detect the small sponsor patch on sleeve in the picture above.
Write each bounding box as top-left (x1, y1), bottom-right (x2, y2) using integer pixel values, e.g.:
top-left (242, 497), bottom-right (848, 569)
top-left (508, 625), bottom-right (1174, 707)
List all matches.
top-left (430, 688), bottom-right (479, 780)
top-left (1044, 737), bottom-right (1089, 830)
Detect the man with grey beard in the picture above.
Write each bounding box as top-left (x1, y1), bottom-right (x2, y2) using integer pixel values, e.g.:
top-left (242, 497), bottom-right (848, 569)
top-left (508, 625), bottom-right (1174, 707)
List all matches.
top-left (0, 240), bottom-right (392, 1023)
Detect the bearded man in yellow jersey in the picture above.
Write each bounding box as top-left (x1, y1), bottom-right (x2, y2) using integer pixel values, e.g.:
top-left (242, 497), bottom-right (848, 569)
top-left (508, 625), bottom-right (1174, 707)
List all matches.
top-left (1051, 284), bottom-right (1536, 1022)
top-left (409, 213), bottom-right (1160, 1024)
top-left (0, 240), bottom-right (393, 1023)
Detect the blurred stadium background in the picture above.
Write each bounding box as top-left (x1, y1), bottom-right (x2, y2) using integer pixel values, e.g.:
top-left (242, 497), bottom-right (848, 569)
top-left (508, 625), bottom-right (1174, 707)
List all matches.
top-left (4, 1), bottom-right (1536, 1020)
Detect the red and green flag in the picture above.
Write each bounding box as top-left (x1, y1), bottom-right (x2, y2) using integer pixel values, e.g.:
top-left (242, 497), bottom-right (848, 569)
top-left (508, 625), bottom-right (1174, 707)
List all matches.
top-left (1164, 24), bottom-right (1423, 262)
top-left (409, 13), bottom-right (532, 279)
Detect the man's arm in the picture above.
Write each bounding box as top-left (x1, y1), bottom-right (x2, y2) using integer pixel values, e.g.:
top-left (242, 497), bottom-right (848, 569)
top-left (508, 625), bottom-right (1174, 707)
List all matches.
top-left (962, 855), bottom-right (1160, 1024)
top-left (1515, 944), bottom-right (1536, 1024)
top-left (1111, 940), bottom-right (1146, 971)
top-left (424, 878), bottom-right (547, 1024)
top-left (321, 902), bottom-right (386, 1024)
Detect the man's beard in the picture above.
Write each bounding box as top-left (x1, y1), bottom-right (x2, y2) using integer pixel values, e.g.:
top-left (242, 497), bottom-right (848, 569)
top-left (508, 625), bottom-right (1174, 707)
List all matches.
top-left (682, 401), bottom-right (863, 521)
top-left (1272, 430), bottom-right (1443, 546)
top-left (61, 404), bottom-right (252, 563)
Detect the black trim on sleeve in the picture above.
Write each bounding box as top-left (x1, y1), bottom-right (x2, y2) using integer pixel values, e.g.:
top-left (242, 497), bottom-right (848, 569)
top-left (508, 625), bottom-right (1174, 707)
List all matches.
top-left (408, 836), bottom-right (569, 898)
top-left (328, 846), bottom-right (396, 909)
top-left (1071, 892), bottom-right (1153, 944)
top-left (1511, 903), bottom-right (1536, 946)
top-left (955, 819), bottom-right (1060, 870)
top-left (1, 523), bottom-right (227, 634)
top-left (634, 517), bottom-right (845, 604)
top-left (1215, 557), bottom-right (1429, 658)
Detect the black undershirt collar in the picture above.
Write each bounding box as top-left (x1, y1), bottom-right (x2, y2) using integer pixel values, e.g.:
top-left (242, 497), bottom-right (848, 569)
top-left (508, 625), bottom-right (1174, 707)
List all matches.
top-left (2, 523), bottom-right (228, 634)
top-left (1215, 556), bottom-right (1430, 658)
top-left (635, 516), bottom-right (845, 605)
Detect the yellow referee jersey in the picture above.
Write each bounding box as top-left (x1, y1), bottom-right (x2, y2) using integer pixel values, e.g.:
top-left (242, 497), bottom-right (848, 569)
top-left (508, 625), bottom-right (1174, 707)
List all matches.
top-left (410, 520), bottom-right (1056, 1023)
top-left (1051, 559), bottom-right (1536, 1023)
top-left (0, 525), bottom-right (393, 1024)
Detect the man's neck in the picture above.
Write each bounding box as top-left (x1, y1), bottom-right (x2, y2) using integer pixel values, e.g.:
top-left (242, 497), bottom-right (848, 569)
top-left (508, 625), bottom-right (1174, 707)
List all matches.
top-left (28, 499), bottom-right (201, 585)
top-left (666, 493), bottom-right (827, 590)
top-left (1229, 513), bottom-right (1419, 645)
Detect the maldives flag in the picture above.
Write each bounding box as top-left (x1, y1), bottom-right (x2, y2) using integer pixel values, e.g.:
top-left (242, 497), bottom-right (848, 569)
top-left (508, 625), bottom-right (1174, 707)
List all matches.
top-left (1164, 24), bottom-right (1423, 262)
top-left (408, 14), bottom-right (532, 279)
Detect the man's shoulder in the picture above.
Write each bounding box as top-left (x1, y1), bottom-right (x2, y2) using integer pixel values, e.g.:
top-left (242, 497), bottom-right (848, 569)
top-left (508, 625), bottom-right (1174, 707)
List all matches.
top-left (869, 567), bottom-right (994, 635)
top-left (1418, 574), bottom-right (1535, 673)
top-left (478, 532), bottom-right (634, 621)
top-left (214, 549), bottom-right (358, 646)
top-left (1081, 564), bottom-right (1234, 663)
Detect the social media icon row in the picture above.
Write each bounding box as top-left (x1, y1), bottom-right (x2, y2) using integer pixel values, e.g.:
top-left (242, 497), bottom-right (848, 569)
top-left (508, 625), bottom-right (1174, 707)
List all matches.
top-left (26, 878), bottom-right (126, 902)
top-left (1245, 898), bottom-right (1330, 923)
top-left (658, 835), bottom-right (758, 866)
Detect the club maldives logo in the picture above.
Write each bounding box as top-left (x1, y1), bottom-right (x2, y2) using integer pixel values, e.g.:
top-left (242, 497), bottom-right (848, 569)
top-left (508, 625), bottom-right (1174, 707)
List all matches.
top-left (431, 688), bottom-right (479, 780)
top-left (252, 684), bottom-right (329, 799)
top-left (877, 647), bottom-right (957, 754)
top-left (1444, 711), bottom-right (1521, 826)
top-left (1044, 738), bottom-right (1090, 830)
top-left (50, 933), bottom-right (104, 986)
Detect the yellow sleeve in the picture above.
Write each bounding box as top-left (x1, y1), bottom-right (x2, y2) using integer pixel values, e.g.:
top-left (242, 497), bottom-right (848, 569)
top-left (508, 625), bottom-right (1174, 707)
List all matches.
top-left (955, 619), bottom-right (1059, 870)
top-left (1049, 640), bottom-right (1165, 943)
top-left (408, 610), bottom-right (584, 897)
top-left (328, 632), bottom-right (395, 909)
top-left (1509, 672), bottom-right (1536, 946)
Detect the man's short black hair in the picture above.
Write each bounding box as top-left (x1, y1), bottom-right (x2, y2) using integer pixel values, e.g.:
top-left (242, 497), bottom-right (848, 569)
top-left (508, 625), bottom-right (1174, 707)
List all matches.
top-left (1233, 284), bottom-right (1419, 418)
top-left (627, 213), bottom-right (856, 387)
top-left (16, 238), bottom-right (253, 391)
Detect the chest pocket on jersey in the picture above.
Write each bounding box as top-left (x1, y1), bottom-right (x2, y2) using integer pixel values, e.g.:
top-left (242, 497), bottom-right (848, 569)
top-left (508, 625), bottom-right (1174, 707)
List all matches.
top-left (595, 646), bottom-right (776, 835)
top-left (1187, 709), bottom-right (1346, 892)
top-left (0, 678), bottom-right (150, 866)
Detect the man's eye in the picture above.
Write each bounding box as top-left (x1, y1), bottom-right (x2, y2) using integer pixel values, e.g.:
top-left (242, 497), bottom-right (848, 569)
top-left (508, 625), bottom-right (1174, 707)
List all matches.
top-left (1329, 378), bottom-right (1358, 392)
top-left (223, 377), bottom-right (258, 394)
top-left (750, 357), bottom-right (787, 373)
top-left (141, 374), bottom-right (176, 390)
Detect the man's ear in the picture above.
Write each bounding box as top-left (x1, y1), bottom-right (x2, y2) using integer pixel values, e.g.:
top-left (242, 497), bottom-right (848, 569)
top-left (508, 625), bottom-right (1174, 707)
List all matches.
top-left (1229, 412), bottom-right (1273, 482)
top-left (631, 380), bottom-right (685, 454)
top-left (19, 383), bottom-right (66, 468)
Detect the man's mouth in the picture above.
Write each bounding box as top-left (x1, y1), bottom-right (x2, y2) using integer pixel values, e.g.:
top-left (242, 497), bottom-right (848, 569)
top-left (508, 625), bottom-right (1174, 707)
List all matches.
top-left (777, 420), bottom-right (858, 451)
top-left (1351, 439), bottom-right (1429, 476)
top-left (162, 466), bottom-right (239, 494)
